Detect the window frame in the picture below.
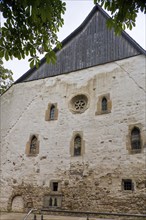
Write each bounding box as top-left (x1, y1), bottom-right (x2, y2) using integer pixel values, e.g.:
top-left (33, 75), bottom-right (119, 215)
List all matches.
top-left (25, 134), bottom-right (39, 156)
top-left (45, 103), bottom-right (58, 121)
top-left (70, 131), bottom-right (85, 157)
top-left (95, 93), bottom-right (112, 115)
top-left (50, 104), bottom-right (56, 120)
top-left (122, 179), bottom-right (134, 191)
top-left (126, 124), bottom-right (143, 154)
top-left (50, 180), bottom-right (60, 192)
top-left (69, 93), bottom-right (90, 114)
top-left (30, 135), bottom-right (37, 154)
top-left (43, 195), bottom-right (62, 208)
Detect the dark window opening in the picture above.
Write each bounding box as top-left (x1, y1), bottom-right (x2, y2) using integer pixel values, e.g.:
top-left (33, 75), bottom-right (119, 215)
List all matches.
top-left (49, 197), bottom-right (52, 206)
top-left (102, 97), bottom-right (107, 111)
top-left (123, 179), bottom-right (133, 190)
top-left (30, 136), bottom-right (37, 154)
top-left (50, 105), bottom-right (55, 120)
top-left (54, 198), bottom-right (57, 206)
top-left (131, 127), bottom-right (141, 150)
top-left (44, 196), bottom-right (61, 208)
top-left (53, 182), bottom-right (58, 191)
top-left (74, 135), bottom-right (81, 156)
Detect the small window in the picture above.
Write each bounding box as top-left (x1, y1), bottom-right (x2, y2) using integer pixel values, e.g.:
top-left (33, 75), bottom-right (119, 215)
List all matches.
top-left (50, 105), bottom-right (55, 120)
top-left (50, 180), bottom-right (60, 192)
top-left (30, 136), bottom-right (37, 154)
top-left (131, 127), bottom-right (141, 150)
top-left (53, 182), bottom-right (58, 191)
top-left (102, 97), bottom-right (107, 111)
top-left (49, 197), bottom-right (59, 207)
top-left (122, 179), bottom-right (133, 191)
top-left (44, 196), bottom-right (61, 208)
top-left (49, 197), bottom-right (52, 206)
top-left (74, 135), bottom-right (81, 156)
top-left (95, 93), bottom-right (111, 115)
top-left (54, 198), bottom-right (57, 206)
top-left (25, 134), bottom-right (39, 156)
top-left (45, 103), bottom-right (58, 121)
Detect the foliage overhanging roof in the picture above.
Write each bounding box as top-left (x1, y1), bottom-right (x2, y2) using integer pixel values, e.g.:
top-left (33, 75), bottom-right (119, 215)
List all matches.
top-left (15, 4), bottom-right (146, 84)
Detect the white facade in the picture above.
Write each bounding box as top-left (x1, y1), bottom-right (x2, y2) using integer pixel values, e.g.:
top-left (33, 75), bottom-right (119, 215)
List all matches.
top-left (0, 55), bottom-right (146, 213)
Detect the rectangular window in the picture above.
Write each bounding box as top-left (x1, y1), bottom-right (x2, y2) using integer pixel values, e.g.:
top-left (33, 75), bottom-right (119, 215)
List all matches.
top-left (122, 179), bottom-right (133, 191)
top-left (53, 182), bottom-right (58, 191)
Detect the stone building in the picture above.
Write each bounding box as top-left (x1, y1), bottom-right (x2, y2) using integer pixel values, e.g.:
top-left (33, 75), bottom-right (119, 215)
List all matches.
top-left (0, 4), bottom-right (146, 214)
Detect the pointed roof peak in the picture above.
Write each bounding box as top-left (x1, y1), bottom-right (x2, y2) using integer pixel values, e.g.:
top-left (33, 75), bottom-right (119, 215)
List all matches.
top-left (15, 5), bottom-right (146, 83)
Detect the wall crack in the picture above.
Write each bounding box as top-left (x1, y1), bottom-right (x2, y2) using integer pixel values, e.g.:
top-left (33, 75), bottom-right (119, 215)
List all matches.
top-left (3, 94), bottom-right (39, 139)
top-left (115, 61), bottom-right (146, 94)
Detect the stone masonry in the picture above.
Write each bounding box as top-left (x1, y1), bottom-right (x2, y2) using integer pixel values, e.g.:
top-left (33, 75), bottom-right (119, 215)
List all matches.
top-left (0, 55), bottom-right (146, 213)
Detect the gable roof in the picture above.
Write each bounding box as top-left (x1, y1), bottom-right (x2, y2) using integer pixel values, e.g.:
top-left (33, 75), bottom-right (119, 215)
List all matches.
top-left (15, 4), bottom-right (146, 83)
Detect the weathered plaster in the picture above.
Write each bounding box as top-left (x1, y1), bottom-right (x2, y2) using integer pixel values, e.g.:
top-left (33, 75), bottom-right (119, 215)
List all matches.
top-left (0, 55), bottom-right (146, 213)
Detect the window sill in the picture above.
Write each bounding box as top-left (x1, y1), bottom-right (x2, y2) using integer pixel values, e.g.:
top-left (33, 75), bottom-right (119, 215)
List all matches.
top-left (96, 110), bottom-right (111, 115)
top-left (130, 149), bottom-right (142, 154)
top-left (27, 154), bottom-right (38, 157)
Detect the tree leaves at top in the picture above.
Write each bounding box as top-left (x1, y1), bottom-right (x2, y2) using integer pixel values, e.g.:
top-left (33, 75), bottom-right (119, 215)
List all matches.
top-left (95, 0), bottom-right (146, 34)
top-left (0, 0), bottom-right (145, 69)
top-left (0, 59), bottom-right (14, 94)
top-left (0, 0), bottom-right (66, 67)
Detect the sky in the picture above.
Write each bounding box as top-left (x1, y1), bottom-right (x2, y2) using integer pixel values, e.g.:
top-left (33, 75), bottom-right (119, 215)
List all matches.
top-left (3, 0), bottom-right (146, 81)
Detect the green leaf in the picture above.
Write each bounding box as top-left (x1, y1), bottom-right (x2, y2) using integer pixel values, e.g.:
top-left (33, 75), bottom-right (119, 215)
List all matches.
top-left (5, 51), bottom-right (9, 61)
top-left (30, 59), bottom-right (34, 68)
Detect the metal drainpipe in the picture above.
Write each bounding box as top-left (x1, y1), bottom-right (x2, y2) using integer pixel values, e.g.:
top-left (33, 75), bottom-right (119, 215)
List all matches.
top-left (23, 208), bottom-right (37, 220)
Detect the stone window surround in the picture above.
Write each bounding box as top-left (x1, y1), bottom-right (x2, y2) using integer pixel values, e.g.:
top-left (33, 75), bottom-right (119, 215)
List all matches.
top-left (43, 194), bottom-right (62, 208)
top-left (50, 180), bottom-right (61, 192)
top-left (69, 93), bottom-right (90, 114)
top-left (95, 93), bottom-right (112, 115)
top-left (45, 103), bottom-right (58, 121)
top-left (126, 123), bottom-right (144, 154)
top-left (25, 134), bottom-right (39, 156)
top-left (70, 131), bottom-right (85, 157)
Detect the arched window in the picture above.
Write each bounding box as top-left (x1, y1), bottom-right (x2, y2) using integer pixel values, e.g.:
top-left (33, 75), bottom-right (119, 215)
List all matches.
top-left (49, 197), bottom-right (52, 206)
top-left (54, 198), bottom-right (57, 206)
top-left (50, 105), bottom-right (55, 120)
top-left (30, 136), bottom-right (37, 154)
top-left (74, 135), bottom-right (81, 156)
top-left (102, 97), bottom-right (107, 111)
top-left (131, 127), bottom-right (141, 150)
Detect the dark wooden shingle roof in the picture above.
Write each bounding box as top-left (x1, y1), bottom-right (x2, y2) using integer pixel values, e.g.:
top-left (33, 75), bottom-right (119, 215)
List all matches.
top-left (15, 4), bottom-right (146, 83)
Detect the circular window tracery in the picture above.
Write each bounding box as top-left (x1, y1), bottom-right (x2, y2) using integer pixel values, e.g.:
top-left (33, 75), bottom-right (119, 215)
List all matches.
top-left (69, 94), bottom-right (89, 113)
top-left (74, 99), bottom-right (86, 111)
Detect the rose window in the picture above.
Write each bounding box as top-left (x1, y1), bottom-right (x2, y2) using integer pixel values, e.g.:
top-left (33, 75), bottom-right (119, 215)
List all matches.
top-left (74, 99), bottom-right (86, 110)
top-left (69, 94), bottom-right (89, 113)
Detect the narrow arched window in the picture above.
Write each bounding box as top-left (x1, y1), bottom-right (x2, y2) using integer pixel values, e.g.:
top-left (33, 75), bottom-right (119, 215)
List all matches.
top-left (30, 136), bottom-right (37, 154)
top-left (50, 105), bottom-right (55, 120)
top-left (49, 197), bottom-right (52, 206)
top-left (131, 127), bottom-right (141, 150)
top-left (74, 135), bottom-right (81, 156)
top-left (102, 97), bottom-right (107, 111)
top-left (54, 198), bottom-right (57, 206)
